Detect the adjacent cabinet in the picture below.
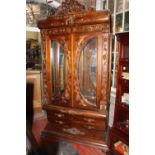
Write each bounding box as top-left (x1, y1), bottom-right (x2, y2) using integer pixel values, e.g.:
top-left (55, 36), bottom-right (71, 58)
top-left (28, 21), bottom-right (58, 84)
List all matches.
top-left (109, 32), bottom-right (129, 155)
top-left (38, 0), bottom-right (112, 153)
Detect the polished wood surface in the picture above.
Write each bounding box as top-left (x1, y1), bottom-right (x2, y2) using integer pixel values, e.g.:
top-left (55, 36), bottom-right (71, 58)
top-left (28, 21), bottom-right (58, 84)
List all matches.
top-left (38, 0), bottom-right (111, 153)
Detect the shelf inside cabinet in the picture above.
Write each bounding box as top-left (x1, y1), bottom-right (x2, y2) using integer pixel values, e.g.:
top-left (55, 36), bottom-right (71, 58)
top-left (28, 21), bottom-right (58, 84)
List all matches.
top-left (119, 78), bottom-right (129, 85)
top-left (114, 123), bottom-right (129, 135)
top-left (109, 128), bottom-right (129, 155)
top-left (118, 78), bottom-right (129, 93)
top-left (118, 103), bottom-right (129, 111)
top-left (119, 59), bottom-right (129, 73)
top-left (119, 58), bottom-right (129, 64)
top-left (110, 128), bottom-right (129, 145)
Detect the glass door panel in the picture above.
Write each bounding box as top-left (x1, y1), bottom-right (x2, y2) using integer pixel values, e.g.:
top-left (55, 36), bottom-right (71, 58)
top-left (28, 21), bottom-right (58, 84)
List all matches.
top-left (78, 37), bottom-right (97, 105)
top-left (124, 11), bottom-right (129, 31)
top-left (50, 40), bottom-right (65, 97)
top-left (116, 13), bottom-right (123, 32)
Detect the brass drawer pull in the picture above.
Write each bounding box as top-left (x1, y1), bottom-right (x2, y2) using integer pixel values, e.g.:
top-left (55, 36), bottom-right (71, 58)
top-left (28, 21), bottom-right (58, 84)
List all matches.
top-left (55, 113), bottom-right (64, 118)
top-left (55, 120), bottom-right (65, 125)
top-left (85, 126), bottom-right (95, 129)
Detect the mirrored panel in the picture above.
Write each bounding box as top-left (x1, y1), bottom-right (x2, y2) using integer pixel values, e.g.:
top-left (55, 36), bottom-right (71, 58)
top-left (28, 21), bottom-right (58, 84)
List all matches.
top-left (78, 37), bottom-right (97, 105)
top-left (50, 40), bottom-right (65, 97)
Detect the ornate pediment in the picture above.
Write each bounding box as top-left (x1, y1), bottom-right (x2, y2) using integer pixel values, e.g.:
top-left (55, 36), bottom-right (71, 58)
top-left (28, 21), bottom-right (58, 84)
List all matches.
top-left (52, 0), bottom-right (94, 16)
top-left (38, 0), bottom-right (110, 31)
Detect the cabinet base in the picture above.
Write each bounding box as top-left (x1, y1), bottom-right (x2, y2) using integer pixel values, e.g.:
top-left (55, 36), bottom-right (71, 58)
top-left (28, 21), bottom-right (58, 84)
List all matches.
top-left (41, 122), bottom-right (109, 152)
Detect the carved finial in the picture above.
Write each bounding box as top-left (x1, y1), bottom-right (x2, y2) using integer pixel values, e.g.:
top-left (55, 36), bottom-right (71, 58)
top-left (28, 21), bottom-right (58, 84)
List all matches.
top-left (51, 0), bottom-right (94, 16)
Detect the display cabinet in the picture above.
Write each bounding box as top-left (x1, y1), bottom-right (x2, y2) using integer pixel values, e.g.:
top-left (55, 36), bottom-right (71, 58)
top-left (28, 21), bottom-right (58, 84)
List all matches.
top-left (38, 0), bottom-right (112, 153)
top-left (109, 32), bottom-right (129, 155)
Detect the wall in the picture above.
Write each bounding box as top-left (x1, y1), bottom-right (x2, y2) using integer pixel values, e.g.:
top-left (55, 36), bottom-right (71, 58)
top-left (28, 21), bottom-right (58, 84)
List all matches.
top-left (26, 32), bottom-right (39, 40)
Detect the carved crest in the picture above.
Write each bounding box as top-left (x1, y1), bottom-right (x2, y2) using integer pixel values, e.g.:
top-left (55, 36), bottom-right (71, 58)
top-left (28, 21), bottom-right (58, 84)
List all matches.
top-left (53, 0), bottom-right (94, 16)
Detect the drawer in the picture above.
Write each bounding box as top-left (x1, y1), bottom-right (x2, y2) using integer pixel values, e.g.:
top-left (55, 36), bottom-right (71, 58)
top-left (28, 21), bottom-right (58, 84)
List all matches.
top-left (47, 112), bottom-right (68, 126)
top-left (46, 109), bottom-right (106, 131)
top-left (70, 115), bottom-right (106, 130)
top-left (47, 111), bottom-right (69, 121)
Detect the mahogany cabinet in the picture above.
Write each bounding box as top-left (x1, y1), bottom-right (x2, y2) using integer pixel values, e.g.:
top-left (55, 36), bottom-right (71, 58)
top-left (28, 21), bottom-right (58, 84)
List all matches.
top-left (37, 0), bottom-right (112, 153)
top-left (109, 32), bottom-right (129, 155)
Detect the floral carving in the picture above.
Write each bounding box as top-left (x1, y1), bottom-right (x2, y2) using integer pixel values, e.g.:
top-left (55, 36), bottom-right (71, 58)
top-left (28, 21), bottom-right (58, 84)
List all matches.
top-left (40, 30), bottom-right (50, 104)
top-left (63, 127), bottom-right (85, 135)
top-left (54, 0), bottom-right (87, 16)
top-left (99, 33), bottom-right (109, 109)
top-left (47, 27), bottom-right (72, 35)
top-left (73, 24), bottom-right (109, 33)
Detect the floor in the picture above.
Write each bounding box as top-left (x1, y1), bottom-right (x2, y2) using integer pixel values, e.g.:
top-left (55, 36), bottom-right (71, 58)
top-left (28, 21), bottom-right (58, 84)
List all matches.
top-left (32, 116), bottom-right (106, 155)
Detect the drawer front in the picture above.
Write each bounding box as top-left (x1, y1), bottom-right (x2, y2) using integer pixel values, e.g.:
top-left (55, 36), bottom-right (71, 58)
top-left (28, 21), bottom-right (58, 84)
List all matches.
top-left (47, 109), bottom-right (106, 131)
top-left (70, 115), bottom-right (106, 130)
top-left (47, 111), bottom-right (69, 126)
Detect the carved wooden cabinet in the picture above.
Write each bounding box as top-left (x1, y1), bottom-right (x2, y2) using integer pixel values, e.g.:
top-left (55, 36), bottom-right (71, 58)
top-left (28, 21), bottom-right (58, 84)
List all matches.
top-left (38, 0), bottom-right (111, 152)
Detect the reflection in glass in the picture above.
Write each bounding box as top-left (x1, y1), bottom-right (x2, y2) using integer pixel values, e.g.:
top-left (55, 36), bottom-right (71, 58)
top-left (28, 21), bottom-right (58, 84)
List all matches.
top-left (124, 11), bottom-right (129, 31)
top-left (116, 13), bottom-right (123, 32)
top-left (78, 37), bottom-right (97, 105)
top-left (50, 40), bottom-right (65, 97)
top-left (51, 41), bottom-right (56, 96)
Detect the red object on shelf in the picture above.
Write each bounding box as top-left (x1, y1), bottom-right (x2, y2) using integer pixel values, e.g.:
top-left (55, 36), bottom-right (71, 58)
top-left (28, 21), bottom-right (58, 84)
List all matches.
top-left (114, 141), bottom-right (129, 155)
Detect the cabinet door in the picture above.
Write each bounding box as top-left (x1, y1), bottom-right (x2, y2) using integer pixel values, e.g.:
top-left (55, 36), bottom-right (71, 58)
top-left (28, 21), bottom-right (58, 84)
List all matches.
top-left (72, 32), bottom-right (111, 111)
top-left (45, 35), bottom-right (72, 107)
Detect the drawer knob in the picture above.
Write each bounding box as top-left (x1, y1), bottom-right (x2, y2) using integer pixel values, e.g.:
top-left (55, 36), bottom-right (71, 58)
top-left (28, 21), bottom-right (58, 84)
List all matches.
top-left (55, 113), bottom-right (64, 118)
top-left (55, 120), bottom-right (65, 125)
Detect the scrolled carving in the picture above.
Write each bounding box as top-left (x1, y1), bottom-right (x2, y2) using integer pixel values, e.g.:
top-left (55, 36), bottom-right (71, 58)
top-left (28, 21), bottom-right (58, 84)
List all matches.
top-left (73, 24), bottom-right (110, 33)
top-left (40, 30), bottom-right (46, 41)
top-left (48, 27), bottom-right (72, 35)
top-left (63, 40), bottom-right (72, 103)
top-left (54, 0), bottom-right (89, 16)
top-left (99, 33), bottom-right (109, 109)
top-left (40, 30), bottom-right (50, 105)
